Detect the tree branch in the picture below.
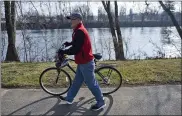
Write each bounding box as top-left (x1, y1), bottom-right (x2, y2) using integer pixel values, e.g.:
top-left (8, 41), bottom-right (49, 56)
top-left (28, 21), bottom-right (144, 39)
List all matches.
top-left (159, 1), bottom-right (182, 39)
top-left (102, 1), bottom-right (107, 11)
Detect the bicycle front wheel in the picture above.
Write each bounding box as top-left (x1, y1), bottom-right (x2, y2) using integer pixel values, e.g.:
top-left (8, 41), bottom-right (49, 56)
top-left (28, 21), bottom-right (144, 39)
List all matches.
top-left (95, 66), bottom-right (122, 95)
top-left (39, 67), bottom-right (72, 96)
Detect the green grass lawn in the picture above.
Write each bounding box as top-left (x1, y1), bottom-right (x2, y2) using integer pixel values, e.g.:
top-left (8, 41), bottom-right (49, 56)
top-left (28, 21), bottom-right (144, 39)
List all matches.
top-left (1, 58), bottom-right (181, 88)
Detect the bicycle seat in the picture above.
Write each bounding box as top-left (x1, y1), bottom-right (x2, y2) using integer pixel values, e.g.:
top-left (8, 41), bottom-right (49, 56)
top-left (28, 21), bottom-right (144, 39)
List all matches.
top-left (93, 53), bottom-right (102, 60)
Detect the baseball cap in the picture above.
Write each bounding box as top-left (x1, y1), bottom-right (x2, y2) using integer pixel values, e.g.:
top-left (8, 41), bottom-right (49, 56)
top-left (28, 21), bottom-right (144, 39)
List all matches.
top-left (66, 13), bottom-right (82, 20)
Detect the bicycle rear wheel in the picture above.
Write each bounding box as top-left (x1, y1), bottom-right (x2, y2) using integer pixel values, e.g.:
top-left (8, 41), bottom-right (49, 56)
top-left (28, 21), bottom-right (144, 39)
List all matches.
top-left (95, 66), bottom-right (122, 95)
top-left (39, 67), bottom-right (72, 96)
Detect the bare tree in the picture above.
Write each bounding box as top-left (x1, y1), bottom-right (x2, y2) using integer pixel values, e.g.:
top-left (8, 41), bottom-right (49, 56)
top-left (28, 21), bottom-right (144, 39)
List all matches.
top-left (159, 1), bottom-right (182, 39)
top-left (4, 1), bottom-right (20, 61)
top-left (72, 3), bottom-right (94, 23)
top-left (89, 29), bottom-right (98, 53)
top-left (114, 1), bottom-right (125, 60)
top-left (1, 31), bottom-right (6, 61)
top-left (98, 6), bottom-right (108, 22)
top-left (161, 27), bottom-right (181, 56)
top-left (98, 30), bottom-right (105, 60)
top-left (1, 2), bottom-right (5, 61)
top-left (119, 6), bottom-right (126, 21)
top-left (98, 38), bottom-right (104, 60)
top-left (129, 8), bottom-right (133, 22)
top-left (137, 2), bottom-right (150, 25)
top-left (16, 1), bottom-right (39, 62)
top-left (104, 38), bottom-right (113, 60)
top-left (149, 38), bottom-right (165, 59)
top-left (102, 1), bottom-right (125, 60)
top-left (123, 36), bottom-right (131, 59)
top-left (16, 1), bottom-right (28, 62)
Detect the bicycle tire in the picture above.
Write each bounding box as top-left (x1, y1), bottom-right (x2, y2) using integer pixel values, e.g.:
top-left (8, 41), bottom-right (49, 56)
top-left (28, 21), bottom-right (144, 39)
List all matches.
top-left (39, 67), bottom-right (72, 96)
top-left (95, 66), bottom-right (122, 95)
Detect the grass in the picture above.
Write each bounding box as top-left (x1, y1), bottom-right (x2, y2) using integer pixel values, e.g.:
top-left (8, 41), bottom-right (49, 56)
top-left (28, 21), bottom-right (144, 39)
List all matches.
top-left (1, 58), bottom-right (181, 88)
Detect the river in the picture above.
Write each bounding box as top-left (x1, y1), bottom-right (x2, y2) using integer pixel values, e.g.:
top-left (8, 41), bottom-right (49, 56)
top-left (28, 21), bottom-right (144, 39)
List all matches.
top-left (1, 27), bottom-right (181, 62)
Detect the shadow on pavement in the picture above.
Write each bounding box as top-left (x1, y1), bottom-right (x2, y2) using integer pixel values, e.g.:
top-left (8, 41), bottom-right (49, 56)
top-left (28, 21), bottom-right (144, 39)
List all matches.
top-left (46, 95), bottom-right (113, 116)
top-left (7, 96), bottom-right (59, 116)
top-left (7, 95), bottom-right (113, 116)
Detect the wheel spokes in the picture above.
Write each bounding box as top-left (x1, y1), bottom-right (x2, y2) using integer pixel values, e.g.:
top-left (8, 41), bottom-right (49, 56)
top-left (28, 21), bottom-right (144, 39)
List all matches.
top-left (107, 69), bottom-right (113, 77)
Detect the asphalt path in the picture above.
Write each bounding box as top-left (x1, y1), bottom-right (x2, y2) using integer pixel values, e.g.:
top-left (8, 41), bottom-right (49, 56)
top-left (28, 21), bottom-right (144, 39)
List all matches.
top-left (1, 85), bottom-right (181, 115)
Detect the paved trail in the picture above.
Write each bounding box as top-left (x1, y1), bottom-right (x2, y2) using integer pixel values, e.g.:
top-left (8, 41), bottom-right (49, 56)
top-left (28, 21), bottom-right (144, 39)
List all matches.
top-left (1, 85), bottom-right (181, 115)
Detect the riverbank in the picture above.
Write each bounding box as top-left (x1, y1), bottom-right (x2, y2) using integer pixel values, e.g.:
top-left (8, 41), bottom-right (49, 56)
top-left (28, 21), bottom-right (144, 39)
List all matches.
top-left (1, 20), bottom-right (180, 31)
top-left (1, 58), bottom-right (181, 88)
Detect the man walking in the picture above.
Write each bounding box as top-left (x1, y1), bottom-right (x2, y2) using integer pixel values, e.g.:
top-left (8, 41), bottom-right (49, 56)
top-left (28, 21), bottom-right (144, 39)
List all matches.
top-left (58, 13), bottom-right (106, 111)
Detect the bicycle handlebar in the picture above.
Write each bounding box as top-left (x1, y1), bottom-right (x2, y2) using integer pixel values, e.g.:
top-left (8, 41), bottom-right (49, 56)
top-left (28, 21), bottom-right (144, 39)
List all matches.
top-left (67, 58), bottom-right (75, 62)
top-left (57, 44), bottom-right (66, 52)
top-left (56, 44), bottom-right (97, 65)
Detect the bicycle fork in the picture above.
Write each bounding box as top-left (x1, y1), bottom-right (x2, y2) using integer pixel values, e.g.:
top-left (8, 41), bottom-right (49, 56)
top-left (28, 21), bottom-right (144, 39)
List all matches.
top-left (97, 71), bottom-right (111, 85)
top-left (56, 69), bottom-right (61, 84)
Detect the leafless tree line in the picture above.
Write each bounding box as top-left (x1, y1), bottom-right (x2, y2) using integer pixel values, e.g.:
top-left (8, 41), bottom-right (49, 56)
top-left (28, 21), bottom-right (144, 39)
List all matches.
top-left (1, 1), bottom-right (181, 62)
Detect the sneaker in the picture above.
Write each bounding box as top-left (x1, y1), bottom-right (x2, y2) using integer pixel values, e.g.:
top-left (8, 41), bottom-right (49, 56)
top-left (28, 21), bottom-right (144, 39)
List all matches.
top-left (90, 102), bottom-right (106, 111)
top-left (59, 96), bottom-right (73, 105)
top-left (66, 101), bottom-right (73, 105)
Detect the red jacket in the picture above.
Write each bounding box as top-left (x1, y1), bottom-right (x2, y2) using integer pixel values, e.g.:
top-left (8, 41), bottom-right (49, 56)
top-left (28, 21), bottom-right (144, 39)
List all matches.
top-left (73, 23), bottom-right (94, 64)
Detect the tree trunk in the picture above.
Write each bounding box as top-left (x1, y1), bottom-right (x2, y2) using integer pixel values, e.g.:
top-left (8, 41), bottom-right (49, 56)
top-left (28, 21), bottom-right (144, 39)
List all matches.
top-left (114, 1), bottom-right (125, 60)
top-left (102, 1), bottom-right (125, 60)
top-left (107, 10), bottom-right (119, 59)
top-left (4, 1), bottom-right (20, 61)
top-left (159, 1), bottom-right (182, 39)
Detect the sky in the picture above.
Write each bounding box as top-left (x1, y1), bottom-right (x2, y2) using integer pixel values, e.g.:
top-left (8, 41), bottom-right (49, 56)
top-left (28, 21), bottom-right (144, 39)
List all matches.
top-left (1, 2), bottom-right (181, 17)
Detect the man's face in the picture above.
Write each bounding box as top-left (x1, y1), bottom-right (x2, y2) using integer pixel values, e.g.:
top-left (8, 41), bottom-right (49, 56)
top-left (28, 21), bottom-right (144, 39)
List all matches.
top-left (71, 18), bottom-right (80, 29)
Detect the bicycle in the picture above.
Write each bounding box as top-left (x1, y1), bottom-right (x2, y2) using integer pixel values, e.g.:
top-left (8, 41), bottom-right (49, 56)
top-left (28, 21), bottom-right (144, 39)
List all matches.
top-left (39, 44), bottom-right (122, 96)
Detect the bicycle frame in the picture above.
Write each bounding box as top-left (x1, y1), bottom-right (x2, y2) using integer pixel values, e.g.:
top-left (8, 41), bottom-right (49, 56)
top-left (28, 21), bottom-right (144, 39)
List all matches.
top-left (66, 62), bottom-right (76, 74)
top-left (60, 58), bottom-right (98, 74)
top-left (59, 58), bottom-right (109, 84)
top-left (57, 44), bottom-right (100, 75)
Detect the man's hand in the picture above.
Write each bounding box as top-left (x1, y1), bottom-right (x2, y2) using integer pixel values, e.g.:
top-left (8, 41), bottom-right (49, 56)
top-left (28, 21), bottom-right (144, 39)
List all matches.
top-left (58, 49), bottom-right (64, 55)
top-left (64, 41), bottom-right (72, 47)
top-left (57, 49), bottom-right (65, 61)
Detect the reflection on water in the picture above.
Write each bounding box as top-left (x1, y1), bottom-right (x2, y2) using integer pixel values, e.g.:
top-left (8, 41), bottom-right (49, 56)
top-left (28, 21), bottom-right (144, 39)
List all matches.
top-left (1, 27), bottom-right (181, 62)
